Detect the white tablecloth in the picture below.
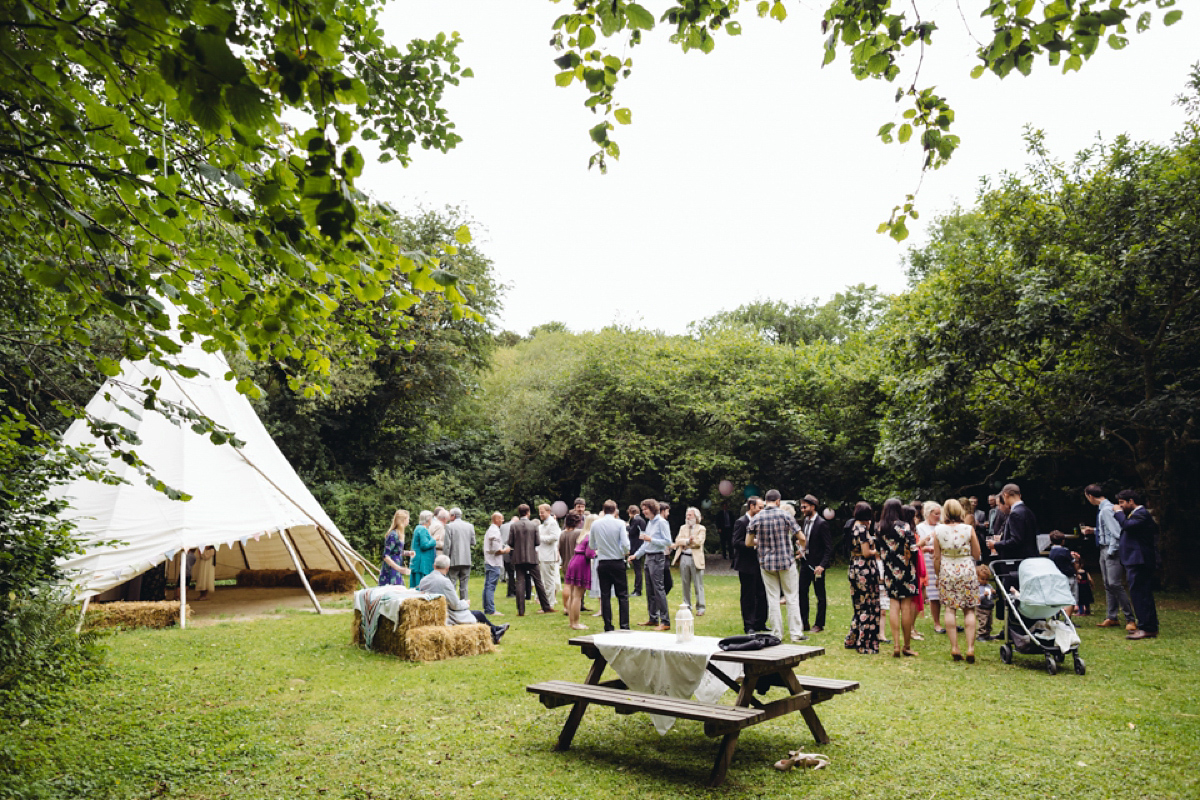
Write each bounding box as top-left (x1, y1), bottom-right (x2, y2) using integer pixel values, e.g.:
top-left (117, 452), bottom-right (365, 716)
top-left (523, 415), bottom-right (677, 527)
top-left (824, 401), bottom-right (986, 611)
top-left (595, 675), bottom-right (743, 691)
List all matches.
top-left (593, 632), bottom-right (744, 734)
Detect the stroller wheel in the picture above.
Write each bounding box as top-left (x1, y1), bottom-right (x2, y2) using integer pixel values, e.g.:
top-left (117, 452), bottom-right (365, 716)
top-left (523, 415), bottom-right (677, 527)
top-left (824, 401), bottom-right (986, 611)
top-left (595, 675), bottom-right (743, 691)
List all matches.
top-left (999, 644), bottom-right (1012, 665)
top-left (1045, 655), bottom-right (1058, 675)
top-left (1074, 657), bottom-right (1086, 676)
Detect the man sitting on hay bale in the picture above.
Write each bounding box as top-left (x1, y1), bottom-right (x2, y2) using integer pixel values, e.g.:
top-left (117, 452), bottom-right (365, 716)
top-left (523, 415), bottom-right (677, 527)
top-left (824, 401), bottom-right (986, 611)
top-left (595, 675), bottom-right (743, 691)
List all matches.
top-left (419, 555), bottom-right (510, 645)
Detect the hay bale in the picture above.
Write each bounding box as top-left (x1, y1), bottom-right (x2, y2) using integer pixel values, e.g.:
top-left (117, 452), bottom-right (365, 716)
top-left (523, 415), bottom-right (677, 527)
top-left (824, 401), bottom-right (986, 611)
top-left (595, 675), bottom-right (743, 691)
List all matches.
top-left (235, 568), bottom-right (333, 588)
top-left (84, 600), bottom-right (188, 630)
top-left (353, 595), bottom-right (470, 659)
top-left (404, 624), bottom-right (495, 662)
top-left (309, 570), bottom-right (357, 594)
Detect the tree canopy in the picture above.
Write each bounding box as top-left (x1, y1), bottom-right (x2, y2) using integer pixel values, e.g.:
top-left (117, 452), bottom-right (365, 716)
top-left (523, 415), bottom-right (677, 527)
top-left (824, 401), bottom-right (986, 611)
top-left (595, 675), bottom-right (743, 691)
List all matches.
top-left (548, 0), bottom-right (1185, 239)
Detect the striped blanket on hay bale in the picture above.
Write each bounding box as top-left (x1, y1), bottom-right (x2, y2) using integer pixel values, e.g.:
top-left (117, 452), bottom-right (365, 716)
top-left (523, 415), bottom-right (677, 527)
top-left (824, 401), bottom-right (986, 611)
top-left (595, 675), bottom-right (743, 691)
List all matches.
top-left (352, 590), bottom-right (494, 662)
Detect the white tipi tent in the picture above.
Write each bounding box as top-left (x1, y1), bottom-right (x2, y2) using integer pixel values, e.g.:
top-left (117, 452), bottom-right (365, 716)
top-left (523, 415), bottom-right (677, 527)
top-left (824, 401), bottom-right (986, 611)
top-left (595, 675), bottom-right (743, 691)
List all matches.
top-left (52, 331), bottom-right (376, 626)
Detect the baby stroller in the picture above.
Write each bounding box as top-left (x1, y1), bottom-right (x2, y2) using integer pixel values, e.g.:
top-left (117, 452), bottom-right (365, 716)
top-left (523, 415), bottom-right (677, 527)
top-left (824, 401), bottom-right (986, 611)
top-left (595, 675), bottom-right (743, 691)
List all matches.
top-left (991, 558), bottom-right (1085, 675)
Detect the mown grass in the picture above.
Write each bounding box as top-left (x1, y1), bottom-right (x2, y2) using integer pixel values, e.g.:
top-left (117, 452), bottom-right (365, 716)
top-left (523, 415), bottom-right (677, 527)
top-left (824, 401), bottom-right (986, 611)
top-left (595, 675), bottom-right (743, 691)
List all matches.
top-left (4, 570), bottom-right (1198, 800)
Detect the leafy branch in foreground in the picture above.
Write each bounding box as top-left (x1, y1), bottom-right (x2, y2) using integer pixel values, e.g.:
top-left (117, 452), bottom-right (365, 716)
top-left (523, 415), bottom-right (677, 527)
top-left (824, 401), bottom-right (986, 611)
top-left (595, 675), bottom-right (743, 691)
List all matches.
top-left (547, 0), bottom-right (1184, 240)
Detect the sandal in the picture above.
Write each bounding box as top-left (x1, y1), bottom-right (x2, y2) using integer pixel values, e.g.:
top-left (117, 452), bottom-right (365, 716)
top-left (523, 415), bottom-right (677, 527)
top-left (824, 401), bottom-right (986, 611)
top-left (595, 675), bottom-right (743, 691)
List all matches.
top-left (893, 649), bottom-right (902, 658)
top-left (951, 652), bottom-right (963, 662)
top-left (902, 648), bottom-right (918, 657)
top-left (965, 653), bottom-right (975, 664)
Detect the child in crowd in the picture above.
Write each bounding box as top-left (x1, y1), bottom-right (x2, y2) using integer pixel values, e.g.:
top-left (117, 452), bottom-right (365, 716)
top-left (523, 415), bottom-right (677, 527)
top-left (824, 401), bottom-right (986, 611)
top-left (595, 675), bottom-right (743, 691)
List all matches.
top-left (1073, 551), bottom-right (1093, 616)
top-left (877, 556), bottom-right (892, 644)
top-left (1047, 531), bottom-right (1078, 615)
top-left (975, 564), bottom-right (996, 641)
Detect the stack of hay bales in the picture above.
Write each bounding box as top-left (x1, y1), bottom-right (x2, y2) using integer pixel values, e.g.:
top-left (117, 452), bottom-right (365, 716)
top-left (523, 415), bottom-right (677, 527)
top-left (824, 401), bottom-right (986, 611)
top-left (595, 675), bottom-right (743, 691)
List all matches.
top-left (308, 571), bottom-right (357, 593)
top-left (84, 601), bottom-right (188, 630)
top-left (236, 568), bottom-right (357, 593)
top-left (352, 594), bottom-right (495, 662)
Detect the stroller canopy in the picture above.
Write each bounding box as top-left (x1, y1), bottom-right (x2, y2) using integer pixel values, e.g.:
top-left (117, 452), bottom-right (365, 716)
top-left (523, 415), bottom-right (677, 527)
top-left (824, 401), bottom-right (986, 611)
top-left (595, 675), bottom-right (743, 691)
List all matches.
top-left (1016, 558), bottom-right (1075, 619)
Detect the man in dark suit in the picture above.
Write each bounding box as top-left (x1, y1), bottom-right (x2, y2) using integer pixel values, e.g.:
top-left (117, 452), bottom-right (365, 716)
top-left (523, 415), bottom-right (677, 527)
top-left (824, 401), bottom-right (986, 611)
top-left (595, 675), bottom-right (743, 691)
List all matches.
top-left (626, 505), bottom-right (646, 596)
top-left (989, 483), bottom-right (1040, 560)
top-left (1116, 489), bottom-right (1159, 640)
top-left (731, 496), bottom-right (767, 634)
top-left (797, 494), bottom-right (833, 633)
top-left (509, 504), bottom-right (554, 616)
top-left (716, 501), bottom-right (736, 560)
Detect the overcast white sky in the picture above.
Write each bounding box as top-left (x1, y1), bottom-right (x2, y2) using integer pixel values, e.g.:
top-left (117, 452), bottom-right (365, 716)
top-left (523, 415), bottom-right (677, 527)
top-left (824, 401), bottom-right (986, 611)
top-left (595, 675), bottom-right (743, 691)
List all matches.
top-left (357, 2), bottom-right (1198, 335)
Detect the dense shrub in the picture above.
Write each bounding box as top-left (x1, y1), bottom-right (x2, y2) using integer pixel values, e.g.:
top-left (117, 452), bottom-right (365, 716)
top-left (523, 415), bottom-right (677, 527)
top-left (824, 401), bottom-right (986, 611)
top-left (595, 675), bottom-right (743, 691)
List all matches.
top-left (0, 590), bottom-right (105, 718)
top-left (313, 468), bottom-right (490, 573)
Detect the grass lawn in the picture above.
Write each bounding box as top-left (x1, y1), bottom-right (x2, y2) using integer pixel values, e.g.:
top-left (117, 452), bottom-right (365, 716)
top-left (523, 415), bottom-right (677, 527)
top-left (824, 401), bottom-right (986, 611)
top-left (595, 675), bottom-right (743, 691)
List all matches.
top-left (5, 569), bottom-right (1199, 800)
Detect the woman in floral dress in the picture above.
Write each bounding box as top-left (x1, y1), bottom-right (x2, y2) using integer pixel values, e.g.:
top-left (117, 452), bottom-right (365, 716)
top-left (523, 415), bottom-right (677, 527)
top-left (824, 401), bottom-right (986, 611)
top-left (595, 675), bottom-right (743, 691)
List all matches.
top-left (845, 501), bottom-right (880, 654)
top-left (877, 498), bottom-right (920, 657)
top-left (934, 498), bottom-right (982, 662)
top-left (378, 509), bottom-right (410, 586)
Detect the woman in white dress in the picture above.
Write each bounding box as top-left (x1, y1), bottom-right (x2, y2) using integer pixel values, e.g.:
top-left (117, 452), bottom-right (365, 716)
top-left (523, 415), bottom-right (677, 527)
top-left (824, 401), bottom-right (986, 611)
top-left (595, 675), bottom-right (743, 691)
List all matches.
top-left (933, 498), bottom-right (982, 662)
top-left (916, 501), bottom-right (943, 633)
top-left (193, 546), bottom-right (216, 600)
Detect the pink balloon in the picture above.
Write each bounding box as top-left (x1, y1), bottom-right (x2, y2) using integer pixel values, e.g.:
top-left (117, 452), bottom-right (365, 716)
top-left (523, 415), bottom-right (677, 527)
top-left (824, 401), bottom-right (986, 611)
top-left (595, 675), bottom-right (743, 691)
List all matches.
top-left (551, 500), bottom-right (568, 518)
top-left (719, 480), bottom-right (734, 497)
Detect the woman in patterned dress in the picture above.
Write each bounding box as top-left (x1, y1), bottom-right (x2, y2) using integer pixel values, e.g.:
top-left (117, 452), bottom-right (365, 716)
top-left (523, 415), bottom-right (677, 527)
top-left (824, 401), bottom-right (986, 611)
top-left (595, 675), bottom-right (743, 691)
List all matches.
top-left (934, 498), bottom-right (982, 662)
top-left (845, 501), bottom-right (880, 654)
top-left (377, 509), bottom-right (410, 586)
top-left (877, 498), bottom-right (920, 657)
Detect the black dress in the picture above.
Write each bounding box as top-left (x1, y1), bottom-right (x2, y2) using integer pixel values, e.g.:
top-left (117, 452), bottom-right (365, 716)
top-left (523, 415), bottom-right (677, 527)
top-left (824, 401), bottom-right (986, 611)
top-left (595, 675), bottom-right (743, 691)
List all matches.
top-left (845, 522), bottom-right (880, 654)
top-left (879, 521), bottom-right (919, 600)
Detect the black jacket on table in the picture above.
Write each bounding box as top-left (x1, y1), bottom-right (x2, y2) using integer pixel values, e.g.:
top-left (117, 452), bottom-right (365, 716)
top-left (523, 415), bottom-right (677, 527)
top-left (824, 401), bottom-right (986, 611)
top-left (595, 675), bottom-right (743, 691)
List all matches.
top-left (801, 516), bottom-right (833, 571)
top-left (731, 513), bottom-right (759, 574)
top-left (994, 501), bottom-right (1040, 560)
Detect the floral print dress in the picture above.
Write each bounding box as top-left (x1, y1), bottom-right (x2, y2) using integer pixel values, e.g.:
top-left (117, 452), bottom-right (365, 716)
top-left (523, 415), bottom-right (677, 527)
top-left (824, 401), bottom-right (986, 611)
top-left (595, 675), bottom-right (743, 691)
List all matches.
top-left (935, 523), bottom-right (979, 610)
top-left (879, 521), bottom-right (919, 600)
top-left (845, 521), bottom-right (880, 654)
top-left (378, 529), bottom-right (406, 586)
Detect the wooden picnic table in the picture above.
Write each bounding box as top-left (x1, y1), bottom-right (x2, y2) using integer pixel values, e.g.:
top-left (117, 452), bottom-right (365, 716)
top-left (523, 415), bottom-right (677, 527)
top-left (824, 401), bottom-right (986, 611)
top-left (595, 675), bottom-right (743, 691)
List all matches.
top-left (527, 632), bottom-right (859, 786)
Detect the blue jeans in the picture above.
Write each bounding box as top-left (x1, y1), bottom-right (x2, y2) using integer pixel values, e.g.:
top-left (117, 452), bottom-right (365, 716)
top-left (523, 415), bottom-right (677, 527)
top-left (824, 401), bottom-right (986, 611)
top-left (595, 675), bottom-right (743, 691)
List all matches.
top-left (483, 565), bottom-right (502, 614)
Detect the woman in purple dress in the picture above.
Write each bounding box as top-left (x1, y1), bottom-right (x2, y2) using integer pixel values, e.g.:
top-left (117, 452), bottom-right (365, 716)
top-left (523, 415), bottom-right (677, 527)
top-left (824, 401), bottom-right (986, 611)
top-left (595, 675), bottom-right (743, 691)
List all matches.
top-left (565, 513), bottom-right (598, 630)
top-left (377, 509), bottom-right (410, 586)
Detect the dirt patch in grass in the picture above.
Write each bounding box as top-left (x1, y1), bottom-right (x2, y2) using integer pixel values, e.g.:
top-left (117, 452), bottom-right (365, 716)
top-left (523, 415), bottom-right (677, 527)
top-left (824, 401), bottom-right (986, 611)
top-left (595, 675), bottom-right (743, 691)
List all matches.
top-left (185, 586), bottom-right (355, 626)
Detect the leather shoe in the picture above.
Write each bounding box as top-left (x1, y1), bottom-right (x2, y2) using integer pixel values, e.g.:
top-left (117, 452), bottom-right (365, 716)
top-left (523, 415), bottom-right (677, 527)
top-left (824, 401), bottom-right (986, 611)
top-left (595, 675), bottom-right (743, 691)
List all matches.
top-left (653, 624), bottom-right (670, 631)
top-left (1125, 621), bottom-right (1138, 632)
top-left (1097, 618), bottom-right (1118, 627)
top-left (810, 626), bottom-right (823, 633)
top-left (1126, 629), bottom-right (1157, 640)
top-left (638, 620), bottom-right (655, 626)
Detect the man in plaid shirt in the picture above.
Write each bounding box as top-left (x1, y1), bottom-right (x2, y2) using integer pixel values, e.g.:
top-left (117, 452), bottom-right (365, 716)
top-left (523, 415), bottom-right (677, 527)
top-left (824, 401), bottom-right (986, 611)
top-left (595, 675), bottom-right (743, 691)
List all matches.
top-left (748, 489), bottom-right (806, 642)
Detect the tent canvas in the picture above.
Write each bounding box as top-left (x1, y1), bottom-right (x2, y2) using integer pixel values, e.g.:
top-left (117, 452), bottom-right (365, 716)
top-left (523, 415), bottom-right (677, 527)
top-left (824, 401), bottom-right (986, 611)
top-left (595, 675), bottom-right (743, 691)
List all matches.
top-left (51, 335), bottom-right (375, 624)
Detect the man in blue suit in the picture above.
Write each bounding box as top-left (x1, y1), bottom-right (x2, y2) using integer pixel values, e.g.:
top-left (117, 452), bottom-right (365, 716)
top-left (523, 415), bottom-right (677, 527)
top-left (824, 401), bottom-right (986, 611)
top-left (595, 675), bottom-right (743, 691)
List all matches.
top-left (1116, 489), bottom-right (1159, 640)
top-left (989, 483), bottom-right (1040, 560)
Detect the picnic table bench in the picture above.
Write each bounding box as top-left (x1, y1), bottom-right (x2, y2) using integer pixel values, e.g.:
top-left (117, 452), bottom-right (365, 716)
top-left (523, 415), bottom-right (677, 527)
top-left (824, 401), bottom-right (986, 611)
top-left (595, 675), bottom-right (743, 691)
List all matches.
top-left (526, 633), bottom-right (860, 786)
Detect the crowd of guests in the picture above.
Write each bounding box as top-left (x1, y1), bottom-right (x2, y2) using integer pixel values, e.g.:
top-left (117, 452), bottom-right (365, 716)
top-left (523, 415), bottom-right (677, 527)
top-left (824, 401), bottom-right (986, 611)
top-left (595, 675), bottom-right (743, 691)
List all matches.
top-left (373, 481), bottom-right (1161, 649)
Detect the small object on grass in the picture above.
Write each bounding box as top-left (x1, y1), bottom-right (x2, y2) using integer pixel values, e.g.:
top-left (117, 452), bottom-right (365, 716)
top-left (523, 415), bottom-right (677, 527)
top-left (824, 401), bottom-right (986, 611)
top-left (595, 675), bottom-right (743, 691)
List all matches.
top-left (773, 751), bottom-right (830, 771)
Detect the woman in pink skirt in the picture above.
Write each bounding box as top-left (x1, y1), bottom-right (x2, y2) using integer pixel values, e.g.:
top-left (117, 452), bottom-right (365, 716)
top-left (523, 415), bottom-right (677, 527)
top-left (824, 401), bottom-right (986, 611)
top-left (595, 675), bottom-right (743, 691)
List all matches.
top-left (565, 514), bottom-right (598, 630)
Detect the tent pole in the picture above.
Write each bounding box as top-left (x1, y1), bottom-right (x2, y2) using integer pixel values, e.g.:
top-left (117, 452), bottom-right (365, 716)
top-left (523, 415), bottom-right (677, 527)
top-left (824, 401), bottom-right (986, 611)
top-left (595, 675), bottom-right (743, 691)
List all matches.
top-left (280, 528), bottom-right (323, 614)
top-left (76, 596), bottom-right (91, 633)
top-left (318, 527), bottom-right (349, 571)
top-left (326, 530), bottom-right (369, 589)
top-left (179, 550), bottom-right (188, 630)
